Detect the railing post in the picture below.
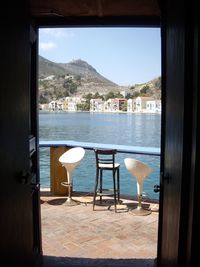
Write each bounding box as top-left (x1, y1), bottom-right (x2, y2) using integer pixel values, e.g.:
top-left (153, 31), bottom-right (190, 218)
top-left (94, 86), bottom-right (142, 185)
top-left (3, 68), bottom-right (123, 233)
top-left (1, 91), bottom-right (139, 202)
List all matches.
top-left (50, 146), bottom-right (72, 195)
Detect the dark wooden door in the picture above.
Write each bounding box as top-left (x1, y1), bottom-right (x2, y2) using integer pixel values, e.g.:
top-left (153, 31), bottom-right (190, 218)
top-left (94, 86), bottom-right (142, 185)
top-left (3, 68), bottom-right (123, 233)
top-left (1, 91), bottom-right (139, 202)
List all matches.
top-left (157, 1), bottom-right (197, 266)
top-left (0, 6), bottom-right (42, 267)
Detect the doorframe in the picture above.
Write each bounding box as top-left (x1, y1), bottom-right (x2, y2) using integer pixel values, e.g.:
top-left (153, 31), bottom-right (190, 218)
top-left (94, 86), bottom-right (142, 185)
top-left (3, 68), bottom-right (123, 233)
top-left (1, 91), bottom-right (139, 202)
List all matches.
top-left (30, 24), bottom-right (43, 261)
top-left (34, 15), bottom-right (162, 265)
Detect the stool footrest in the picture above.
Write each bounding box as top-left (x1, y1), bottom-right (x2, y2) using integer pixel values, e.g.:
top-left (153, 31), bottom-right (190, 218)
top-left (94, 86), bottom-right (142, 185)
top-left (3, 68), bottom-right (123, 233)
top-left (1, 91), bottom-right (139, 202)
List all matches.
top-left (61, 182), bottom-right (71, 187)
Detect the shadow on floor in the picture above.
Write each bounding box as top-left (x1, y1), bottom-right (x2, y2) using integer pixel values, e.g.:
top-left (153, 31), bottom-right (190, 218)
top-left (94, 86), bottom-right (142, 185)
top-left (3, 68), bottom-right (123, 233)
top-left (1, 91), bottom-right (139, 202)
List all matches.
top-left (42, 256), bottom-right (156, 267)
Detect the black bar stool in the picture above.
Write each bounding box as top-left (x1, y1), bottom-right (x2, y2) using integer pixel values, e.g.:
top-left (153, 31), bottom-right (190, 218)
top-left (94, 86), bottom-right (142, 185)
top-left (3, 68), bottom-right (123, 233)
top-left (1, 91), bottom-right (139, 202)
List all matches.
top-left (93, 148), bottom-right (120, 212)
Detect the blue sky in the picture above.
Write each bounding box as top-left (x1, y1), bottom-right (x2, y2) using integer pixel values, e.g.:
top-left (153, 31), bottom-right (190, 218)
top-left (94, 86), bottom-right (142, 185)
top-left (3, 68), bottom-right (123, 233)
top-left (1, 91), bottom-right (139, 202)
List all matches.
top-left (39, 27), bottom-right (161, 86)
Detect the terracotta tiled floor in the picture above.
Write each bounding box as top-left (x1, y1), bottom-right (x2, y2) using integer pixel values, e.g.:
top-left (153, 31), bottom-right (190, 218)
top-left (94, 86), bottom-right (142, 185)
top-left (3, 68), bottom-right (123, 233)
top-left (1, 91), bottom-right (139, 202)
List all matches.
top-left (40, 190), bottom-right (159, 267)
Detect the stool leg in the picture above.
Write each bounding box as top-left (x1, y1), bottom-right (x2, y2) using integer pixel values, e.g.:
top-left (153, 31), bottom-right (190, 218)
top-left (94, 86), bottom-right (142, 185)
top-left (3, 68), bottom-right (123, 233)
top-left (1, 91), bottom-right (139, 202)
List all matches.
top-left (93, 168), bottom-right (99, 210)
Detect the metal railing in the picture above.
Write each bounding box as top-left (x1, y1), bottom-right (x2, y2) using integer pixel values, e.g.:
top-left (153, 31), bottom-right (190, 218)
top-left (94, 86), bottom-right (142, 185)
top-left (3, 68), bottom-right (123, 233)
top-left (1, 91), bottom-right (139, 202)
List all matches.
top-left (39, 140), bottom-right (160, 156)
top-left (39, 140), bottom-right (160, 198)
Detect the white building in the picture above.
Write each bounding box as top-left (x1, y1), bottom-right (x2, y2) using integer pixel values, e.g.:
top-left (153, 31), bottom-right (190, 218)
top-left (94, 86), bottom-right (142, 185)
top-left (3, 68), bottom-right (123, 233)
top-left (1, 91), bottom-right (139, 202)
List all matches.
top-left (104, 98), bottom-right (127, 112)
top-left (49, 101), bottom-right (57, 111)
top-left (48, 100), bottom-right (63, 111)
top-left (43, 75), bottom-right (55, 81)
top-left (146, 100), bottom-right (161, 113)
top-left (135, 96), bottom-right (155, 112)
top-left (127, 98), bottom-right (137, 112)
top-left (65, 74), bottom-right (74, 80)
top-left (65, 97), bottom-right (82, 111)
top-left (90, 99), bottom-right (104, 112)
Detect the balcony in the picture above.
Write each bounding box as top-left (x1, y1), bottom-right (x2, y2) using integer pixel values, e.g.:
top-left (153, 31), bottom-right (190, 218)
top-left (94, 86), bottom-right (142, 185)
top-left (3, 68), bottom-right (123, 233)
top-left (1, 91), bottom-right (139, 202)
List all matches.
top-left (39, 141), bottom-right (160, 267)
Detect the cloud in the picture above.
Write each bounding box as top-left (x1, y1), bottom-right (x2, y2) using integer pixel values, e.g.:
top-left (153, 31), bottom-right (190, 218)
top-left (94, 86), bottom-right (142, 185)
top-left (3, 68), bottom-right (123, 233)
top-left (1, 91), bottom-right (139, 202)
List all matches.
top-left (40, 42), bottom-right (56, 51)
top-left (40, 28), bottom-right (75, 39)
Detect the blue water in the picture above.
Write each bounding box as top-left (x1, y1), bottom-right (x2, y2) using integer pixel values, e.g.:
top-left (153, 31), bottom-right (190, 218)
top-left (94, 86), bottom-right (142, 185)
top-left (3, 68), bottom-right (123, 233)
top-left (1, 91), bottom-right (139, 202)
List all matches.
top-left (39, 112), bottom-right (161, 199)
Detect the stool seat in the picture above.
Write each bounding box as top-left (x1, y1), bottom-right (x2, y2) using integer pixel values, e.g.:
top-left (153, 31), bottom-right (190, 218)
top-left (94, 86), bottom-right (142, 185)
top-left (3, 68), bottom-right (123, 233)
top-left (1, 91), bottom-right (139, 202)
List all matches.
top-left (59, 147), bottom-right (85, 206)
top-left (93, 148), bottom-right (120, 212)
top-left (124, 158), bottom-right (153, 215)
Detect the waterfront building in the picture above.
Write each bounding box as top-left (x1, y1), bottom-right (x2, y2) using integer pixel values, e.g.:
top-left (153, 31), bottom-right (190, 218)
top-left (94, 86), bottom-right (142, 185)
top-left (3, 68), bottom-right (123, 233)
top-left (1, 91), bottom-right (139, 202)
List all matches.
top-left (90, 98), bottom-right (104, 112)
top-left (135, 96), bottom-right (155, 112)
top-left (49, 100), bottom-right (57, 111)
top-left (127, 98), bottom-right (137, 112)
top-left (105, 98), bottom-right (127, 112)
top-left (146, 100), bottom-right (162, 113)
top-left (48, 100), bottom-right (63, 111)
top-left (65, 96), bottom-right (82, 111)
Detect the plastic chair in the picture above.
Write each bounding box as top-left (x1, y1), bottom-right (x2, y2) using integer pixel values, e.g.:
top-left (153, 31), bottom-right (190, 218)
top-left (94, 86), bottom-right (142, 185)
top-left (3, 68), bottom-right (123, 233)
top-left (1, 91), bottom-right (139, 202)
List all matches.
top-left (93, 149), bottom-right (120, 212)
top-left (124, 158), bottom-right (152, 215)
top-left (59, 147), bottom-right (85, 205)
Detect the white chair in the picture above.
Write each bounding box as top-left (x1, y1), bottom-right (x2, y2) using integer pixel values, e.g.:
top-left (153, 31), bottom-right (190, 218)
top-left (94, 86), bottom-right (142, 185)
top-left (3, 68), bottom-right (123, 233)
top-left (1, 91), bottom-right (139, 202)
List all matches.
top-left (124, 158), bottom-right (152, 215)
top-left (59, 147), bottom-right (85, 205)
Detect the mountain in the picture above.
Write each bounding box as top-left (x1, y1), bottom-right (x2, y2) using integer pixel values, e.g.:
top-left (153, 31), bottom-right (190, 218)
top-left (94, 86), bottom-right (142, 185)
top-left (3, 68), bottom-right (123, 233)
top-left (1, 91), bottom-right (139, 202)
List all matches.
top-left (39, 56), bottom-right (117, 86)
top-left (38, 56), bottom-right (161, 103)
top-left (39, 56), bottom-right (67, 77)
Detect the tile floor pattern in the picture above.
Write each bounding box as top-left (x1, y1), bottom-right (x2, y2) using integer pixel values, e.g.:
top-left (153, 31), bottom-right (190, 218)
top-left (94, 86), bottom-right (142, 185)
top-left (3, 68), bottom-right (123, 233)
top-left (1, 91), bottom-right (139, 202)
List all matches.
top-left (40, 190), bottom-right (159, 267)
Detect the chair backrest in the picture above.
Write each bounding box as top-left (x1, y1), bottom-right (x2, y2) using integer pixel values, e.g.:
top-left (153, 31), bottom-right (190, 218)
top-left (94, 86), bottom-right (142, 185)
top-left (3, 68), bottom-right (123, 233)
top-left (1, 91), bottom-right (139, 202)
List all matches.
top-left (94, 149), bottom-right (117, 169)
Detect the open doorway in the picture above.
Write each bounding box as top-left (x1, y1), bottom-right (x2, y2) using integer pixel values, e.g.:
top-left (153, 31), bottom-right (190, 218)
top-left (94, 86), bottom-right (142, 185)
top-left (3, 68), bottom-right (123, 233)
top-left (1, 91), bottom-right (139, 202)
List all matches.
top-left (38, 27), bottom-right (161, 266)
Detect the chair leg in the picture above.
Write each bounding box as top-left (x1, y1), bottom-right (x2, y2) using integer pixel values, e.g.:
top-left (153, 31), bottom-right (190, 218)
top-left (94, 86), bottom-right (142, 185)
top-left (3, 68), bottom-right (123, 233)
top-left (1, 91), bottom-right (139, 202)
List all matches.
top-left (113, 170), bottom-right (117, 212)
top-left (117, 168), bottom-right (120, 203)
top-left (93, 169), bottom-right (99, 210)
top-left (100, 169), bottom-right (103, 204)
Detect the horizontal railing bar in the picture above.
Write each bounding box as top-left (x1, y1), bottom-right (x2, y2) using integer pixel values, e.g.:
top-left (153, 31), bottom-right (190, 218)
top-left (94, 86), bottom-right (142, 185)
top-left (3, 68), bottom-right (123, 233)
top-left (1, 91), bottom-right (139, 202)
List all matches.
top-left (39, 140), bottom-right (160, 156)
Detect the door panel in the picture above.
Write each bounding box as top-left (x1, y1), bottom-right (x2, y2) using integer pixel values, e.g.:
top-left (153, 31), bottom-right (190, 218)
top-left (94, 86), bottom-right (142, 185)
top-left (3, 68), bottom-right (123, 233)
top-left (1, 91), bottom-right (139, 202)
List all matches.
top-left (160, 19), bottom-right (185, 265)
top-left (0, 6), bottom-right (42, 267)
top-left (158, 1), bottom-right (196, 266)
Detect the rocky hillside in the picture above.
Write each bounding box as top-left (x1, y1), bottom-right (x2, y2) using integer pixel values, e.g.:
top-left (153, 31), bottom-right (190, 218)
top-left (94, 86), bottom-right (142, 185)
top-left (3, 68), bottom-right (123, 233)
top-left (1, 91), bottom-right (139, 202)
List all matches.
top-left (129, 77), bottom-right (161, 99)
top-left (39, 56), bottom-right (161, 103)
top-left (39, 56), bottom-right (117, 86)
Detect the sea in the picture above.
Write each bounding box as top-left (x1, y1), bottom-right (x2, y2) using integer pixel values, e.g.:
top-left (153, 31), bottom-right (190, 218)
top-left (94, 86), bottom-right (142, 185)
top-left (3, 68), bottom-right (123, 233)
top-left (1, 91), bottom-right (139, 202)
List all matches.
top-left (39, 111), bottom-right (161, 200)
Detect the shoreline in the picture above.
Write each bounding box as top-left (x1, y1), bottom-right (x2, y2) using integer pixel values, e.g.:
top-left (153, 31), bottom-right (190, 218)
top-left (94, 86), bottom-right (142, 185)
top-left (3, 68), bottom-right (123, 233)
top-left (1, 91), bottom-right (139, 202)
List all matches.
top-left (39, 110), bottom-right (161, 115)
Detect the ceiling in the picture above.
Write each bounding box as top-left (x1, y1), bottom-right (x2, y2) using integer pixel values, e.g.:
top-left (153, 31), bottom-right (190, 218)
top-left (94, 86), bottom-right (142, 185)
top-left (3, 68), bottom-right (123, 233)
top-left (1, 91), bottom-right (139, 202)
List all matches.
top-left (30, 0), bottom-right (160, 19)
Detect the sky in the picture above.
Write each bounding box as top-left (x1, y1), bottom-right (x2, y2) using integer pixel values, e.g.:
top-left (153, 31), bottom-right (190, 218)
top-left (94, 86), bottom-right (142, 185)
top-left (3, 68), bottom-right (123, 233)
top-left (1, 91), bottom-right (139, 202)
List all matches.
top-left (39, 27), bottom-right (161, 86)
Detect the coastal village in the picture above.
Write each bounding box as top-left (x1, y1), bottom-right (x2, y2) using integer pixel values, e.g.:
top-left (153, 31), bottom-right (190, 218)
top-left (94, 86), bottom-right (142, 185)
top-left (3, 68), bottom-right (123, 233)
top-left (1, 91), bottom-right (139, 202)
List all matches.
top-left (40, 95), bottom-right (161, 113)
top-left (39, 57), bottom-right (161, 114)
